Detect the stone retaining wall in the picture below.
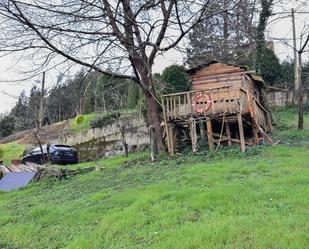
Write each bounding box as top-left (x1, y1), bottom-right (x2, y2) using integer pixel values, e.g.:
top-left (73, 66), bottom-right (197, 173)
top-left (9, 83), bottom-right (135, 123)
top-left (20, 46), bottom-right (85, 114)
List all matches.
top-left (50, 113), bottom-right (150, 161)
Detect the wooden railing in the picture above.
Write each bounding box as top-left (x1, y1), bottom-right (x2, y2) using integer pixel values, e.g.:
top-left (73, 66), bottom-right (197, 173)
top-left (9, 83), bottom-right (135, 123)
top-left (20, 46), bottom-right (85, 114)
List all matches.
top-left (161, 86), bottom-right (272, 132)
top-left (161, 86), bottom-right (244, 120)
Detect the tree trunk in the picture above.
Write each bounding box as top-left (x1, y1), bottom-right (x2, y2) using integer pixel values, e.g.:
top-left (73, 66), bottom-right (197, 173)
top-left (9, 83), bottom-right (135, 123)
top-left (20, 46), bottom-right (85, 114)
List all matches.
top-left (144, 90), bottom-right (165, 155)
top-left (223, 0), bottom-right (229, 61)
top-left (135, 63), bottom-right (166, 156)
top-left (298, 51), bottom-right (304, 130)
top-left (34, 132), bottom-right (45, 164)
top-left (298, 86), bottom-right (304, 129)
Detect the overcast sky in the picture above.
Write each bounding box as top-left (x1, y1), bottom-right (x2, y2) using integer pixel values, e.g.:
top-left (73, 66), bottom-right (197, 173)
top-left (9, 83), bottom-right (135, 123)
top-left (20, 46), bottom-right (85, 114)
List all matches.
top-left (0, 1), bottom-right (308, 114)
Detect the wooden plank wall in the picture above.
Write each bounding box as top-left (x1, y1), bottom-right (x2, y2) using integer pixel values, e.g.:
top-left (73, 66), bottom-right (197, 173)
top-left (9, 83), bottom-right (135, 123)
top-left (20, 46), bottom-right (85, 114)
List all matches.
top-left (162, 87), bottom-right (242, 120)
top-left (191, 63), bottom-right (245, 91)
top-left (162, 62), bottom-right (271, 131)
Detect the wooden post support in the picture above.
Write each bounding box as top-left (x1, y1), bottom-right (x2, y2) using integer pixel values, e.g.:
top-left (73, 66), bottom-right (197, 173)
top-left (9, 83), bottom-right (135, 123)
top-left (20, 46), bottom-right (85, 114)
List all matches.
top-left (252, 120), bottom-right (259, 145)
top-left (199, 119), bottom-right (206, 143)
top-left (168, 124), bottom-right (175, 157)
top-left (237, 112), bottom-right (246, 152)
top-left (253, 126), bottom-right (259, 145)
top-left (225, 121), bottom-right (232, 146)
top-left (161, 96), bottom-right (172, 156)
top-left (206, 119), bottom-right (214, 150)
top-left (189, 118), bottom-right (198, 153)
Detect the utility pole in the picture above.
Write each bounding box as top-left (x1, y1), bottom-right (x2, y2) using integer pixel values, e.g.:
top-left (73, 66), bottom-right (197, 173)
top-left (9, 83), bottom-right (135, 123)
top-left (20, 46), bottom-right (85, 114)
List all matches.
top-left (291, 8), bottom-right (298, 91)
top-left (291, 8), bottom-right (309, 130)
top-left (298, 50), bottom-right (303, 129)
top-left (38, 72), bottom-right (45, 128)
top-left (297, 34), bottom-right (309, 130)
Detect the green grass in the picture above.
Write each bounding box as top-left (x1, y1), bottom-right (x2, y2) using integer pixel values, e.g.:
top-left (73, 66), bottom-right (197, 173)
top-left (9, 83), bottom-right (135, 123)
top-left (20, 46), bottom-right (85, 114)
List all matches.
top-left (58, 151), bottom-right (149, 170)
top-left (272, 107), bottom-right (309, 145)
top-left (0, 141), bottom-right (26, 164)
top-left (1, 145), bottom-right (309, 249)
top-left (1, 108), bottom-right (309, 248)
top-left (70, 109), bottom-right (138, 134)
top-left (70, 113), bottom-right (97, 133)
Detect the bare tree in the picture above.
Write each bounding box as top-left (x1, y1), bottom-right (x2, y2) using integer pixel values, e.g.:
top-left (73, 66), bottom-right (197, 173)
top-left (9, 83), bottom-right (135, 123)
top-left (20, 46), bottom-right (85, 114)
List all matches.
top-left (269, 6), bottom-right (309, 129)
top-left (297, 34), bottom-right (309, 129)
top-left (0, 0), bottom-right (236, 155)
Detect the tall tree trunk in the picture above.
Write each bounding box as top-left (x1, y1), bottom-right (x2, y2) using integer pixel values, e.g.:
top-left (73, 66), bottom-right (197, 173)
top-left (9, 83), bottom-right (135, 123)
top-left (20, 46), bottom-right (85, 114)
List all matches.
top-left (144, 89), bottom-right (165, 154)
top-left (298, 85), bottom-right (304, 129)
top-left (135, 63), bottom-right (166, 156)
top-left (223, 0), bottom-right (229, 61)
top-left (298, 52), bottom-right (304, 130)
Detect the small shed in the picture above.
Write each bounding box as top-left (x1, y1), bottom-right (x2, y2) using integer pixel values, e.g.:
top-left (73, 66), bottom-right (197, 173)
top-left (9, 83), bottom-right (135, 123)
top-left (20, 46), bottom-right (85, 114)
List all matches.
top-left (161, 61), bottom-right (272, 155)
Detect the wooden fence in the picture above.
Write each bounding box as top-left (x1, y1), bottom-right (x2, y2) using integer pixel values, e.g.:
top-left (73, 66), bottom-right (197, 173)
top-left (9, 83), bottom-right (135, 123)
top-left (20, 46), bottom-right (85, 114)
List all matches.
top-left (266, 87), bottom-right (309, 107)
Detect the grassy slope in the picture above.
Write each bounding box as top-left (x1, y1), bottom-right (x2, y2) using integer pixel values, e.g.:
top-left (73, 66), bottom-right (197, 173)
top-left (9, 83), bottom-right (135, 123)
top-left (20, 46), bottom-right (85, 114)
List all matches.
top-left (0, 108), bottom-right (309, 249)
top-left (273, 107), bottom-right (309, 143)
top-left (0, 110), bottom-right (138, 164)
top-left (70, 113), bottom-right (97, 133)
top-left (0, 141), bottom-right (26, 165)
top-left (70, 109), bottom-right (137, 133)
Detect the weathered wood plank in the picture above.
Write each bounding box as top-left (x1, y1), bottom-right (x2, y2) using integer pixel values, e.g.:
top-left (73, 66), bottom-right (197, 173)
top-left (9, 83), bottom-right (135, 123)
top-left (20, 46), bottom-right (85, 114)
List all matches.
top-left (237, 112), bottom-right (246, 152)
top-left (189, 118), bottom-right (198, 153)
top-left (206, 119), bottom-right (214, 150)
top-left (225, 121), bottom-right (232, 146)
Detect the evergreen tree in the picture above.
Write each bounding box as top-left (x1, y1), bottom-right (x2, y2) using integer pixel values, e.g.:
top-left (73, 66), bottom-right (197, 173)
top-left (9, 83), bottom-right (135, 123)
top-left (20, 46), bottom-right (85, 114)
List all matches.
top-left (27, 86), bottom-right (41, 124)
top-left (186, 0), bottom-right (257, 66)
top-left (127, 81), bottom-right (139, 109)
top-left (160, 65), bottom-right (191, 94)
top-left (11, 90), bottom-right (28, 119)
top-left (279, 60), bottom-right (294, 89)
top-left (255, 0), bottom-right (273, 74)
top-left (259, 48), bottom-right (281, 85)
top-left (0, 115), bottom-right (15, 138)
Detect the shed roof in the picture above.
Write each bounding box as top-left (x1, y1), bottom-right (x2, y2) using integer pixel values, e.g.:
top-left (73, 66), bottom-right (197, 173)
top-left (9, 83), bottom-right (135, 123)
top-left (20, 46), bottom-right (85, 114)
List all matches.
top-left (186, 60), bottom-right (247, 75)
top-left (187, 60), bottom-right (265, 88)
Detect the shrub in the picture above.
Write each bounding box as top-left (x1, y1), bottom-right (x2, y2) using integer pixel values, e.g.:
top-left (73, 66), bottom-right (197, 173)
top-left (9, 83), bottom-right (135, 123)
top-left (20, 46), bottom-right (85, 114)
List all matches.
top-left (75, 115), bottom-right (84, 125)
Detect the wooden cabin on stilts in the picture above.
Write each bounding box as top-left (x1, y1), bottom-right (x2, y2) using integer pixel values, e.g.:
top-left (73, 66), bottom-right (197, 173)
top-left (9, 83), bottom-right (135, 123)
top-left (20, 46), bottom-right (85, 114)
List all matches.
top-left (161, 61), bottom-right (273, 156)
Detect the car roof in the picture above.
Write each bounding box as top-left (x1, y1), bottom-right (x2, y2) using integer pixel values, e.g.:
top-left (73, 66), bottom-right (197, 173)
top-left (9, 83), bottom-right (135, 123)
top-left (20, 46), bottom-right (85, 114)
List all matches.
top-left (53, 144), bottom-right (72, 148)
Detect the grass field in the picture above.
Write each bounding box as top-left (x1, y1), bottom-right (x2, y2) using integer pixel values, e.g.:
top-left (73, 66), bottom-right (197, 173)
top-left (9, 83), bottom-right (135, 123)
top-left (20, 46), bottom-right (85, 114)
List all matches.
top-left (0, 108), bottom-right (309, 249)
top-left (0, 141), bottom-right (26, 165)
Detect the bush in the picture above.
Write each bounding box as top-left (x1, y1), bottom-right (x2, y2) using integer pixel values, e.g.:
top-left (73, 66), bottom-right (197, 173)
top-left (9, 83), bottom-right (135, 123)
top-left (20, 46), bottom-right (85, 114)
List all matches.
top-left (75, 115), bottom-right (84, 125)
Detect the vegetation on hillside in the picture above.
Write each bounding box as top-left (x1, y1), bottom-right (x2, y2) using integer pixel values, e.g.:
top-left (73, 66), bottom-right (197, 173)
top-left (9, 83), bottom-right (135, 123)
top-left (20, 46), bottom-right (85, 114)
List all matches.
top-left (0, 108), bottom-right (309, 248)
top-left (1, 145), bottom-right (309, 249)
top-left (0, 141), bottom-right (26, 165)
top-left (70, 113), bottom-right (97, 133)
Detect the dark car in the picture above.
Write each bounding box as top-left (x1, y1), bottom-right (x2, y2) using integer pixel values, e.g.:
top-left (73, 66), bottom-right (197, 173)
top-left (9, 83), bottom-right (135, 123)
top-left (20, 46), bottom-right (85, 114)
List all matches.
top-left (21, 144), bottom-right (78, 165)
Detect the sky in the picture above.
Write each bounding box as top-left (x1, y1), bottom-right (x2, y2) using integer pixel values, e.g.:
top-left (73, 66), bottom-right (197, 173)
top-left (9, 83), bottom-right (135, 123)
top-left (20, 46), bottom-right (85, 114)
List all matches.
top-left (0, 1), bottom-right (308, 114)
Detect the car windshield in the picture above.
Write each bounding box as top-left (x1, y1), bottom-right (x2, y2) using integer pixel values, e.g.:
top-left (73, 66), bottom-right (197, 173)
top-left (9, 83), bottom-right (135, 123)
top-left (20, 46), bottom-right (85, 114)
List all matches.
top-left (54, 145), bottom-right (72, 149)
top-left (31, 145), bottom-right (47, 154)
